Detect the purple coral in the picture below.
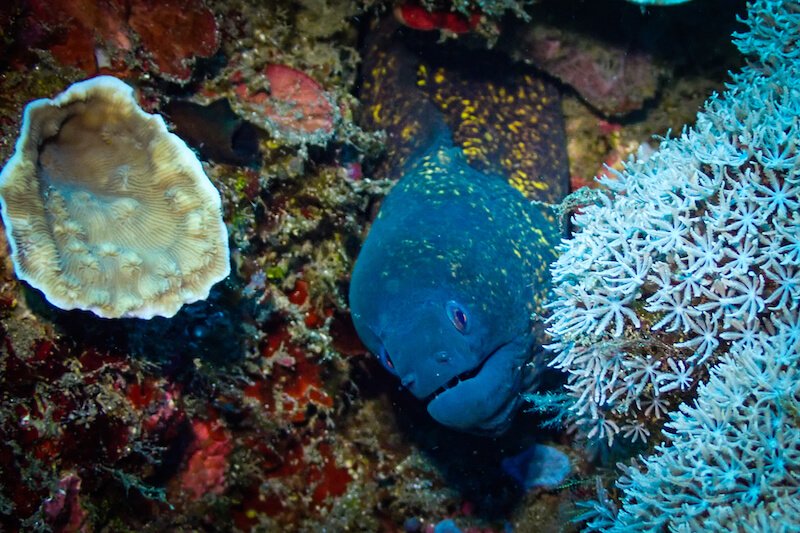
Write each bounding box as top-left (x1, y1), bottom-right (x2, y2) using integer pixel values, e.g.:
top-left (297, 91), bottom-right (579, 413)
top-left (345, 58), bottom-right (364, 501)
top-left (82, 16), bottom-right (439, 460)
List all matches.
top-left (510, 24), bottom-right (664, 116)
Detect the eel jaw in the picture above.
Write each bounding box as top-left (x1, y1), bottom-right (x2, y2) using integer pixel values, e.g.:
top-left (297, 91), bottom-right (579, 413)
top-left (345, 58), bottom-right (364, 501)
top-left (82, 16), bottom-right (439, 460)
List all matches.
top-left (423, 343), bottom-right (500, 403)
top-left (426, 338), bottom-right (531, 434)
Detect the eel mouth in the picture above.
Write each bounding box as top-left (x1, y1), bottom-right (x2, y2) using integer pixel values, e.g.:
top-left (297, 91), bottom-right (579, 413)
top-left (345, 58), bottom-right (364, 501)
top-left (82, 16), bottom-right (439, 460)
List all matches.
top-left (423, 342), bottom-right (508, 404)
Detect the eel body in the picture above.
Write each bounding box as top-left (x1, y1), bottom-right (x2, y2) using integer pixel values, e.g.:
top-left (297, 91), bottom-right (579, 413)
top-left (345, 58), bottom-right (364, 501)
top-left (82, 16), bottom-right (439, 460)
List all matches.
top-left (349, 21), bottom-right (569, 433)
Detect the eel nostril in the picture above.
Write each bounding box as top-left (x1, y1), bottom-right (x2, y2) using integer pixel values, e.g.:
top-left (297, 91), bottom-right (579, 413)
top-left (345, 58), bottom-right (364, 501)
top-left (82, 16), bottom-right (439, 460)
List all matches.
top-left (380, 345), bottom-right (395, 370)
top-left (435, 351), bottom-right (449, 363)
top-left (401, 374), bottom-right (416, 388)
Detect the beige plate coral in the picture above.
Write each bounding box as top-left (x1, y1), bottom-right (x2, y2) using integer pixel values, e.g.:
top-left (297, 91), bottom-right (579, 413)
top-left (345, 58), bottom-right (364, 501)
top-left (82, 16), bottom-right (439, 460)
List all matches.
top-left (0, 76), bottom-right (230, 319)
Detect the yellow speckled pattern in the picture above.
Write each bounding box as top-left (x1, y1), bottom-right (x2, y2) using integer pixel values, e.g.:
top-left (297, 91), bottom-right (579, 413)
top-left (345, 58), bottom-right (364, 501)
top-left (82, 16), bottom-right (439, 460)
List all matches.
top-left (384, 145), bottom-right (559, 314)
top-left (360, 23), bottom-right (436, 182)
top-left (359, 20), bottom-right (569, 203)
top-left (422, 66), bottom-right (566, 203)
top-left (351, 20), bottom-right (569, 432)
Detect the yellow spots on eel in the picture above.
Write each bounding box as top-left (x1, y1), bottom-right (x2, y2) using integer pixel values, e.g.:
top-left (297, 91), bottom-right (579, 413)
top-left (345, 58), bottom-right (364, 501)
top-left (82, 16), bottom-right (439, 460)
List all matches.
top-left (532, 227), bottom-right (550, 246)
top-left (401, 124), bottom-right (417, 140)
top-left (510, 177), bottom-right (527, 195)
top-left (358, 22), bottom-right (569, 203)
top-left (463, 146), bottom-right (482, 158)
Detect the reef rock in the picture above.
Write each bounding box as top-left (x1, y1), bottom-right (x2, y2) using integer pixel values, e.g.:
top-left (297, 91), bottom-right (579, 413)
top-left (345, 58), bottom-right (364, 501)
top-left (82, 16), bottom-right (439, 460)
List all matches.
top-left (0, 76), bottom-right (230, 319)
top-left (506, 23), bottom-right (664, 116)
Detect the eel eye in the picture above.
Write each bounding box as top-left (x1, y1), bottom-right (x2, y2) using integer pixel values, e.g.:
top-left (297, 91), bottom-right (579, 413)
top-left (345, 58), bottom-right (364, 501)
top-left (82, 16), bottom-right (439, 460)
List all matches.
top-left (446, 300), bottom-right (469, 333)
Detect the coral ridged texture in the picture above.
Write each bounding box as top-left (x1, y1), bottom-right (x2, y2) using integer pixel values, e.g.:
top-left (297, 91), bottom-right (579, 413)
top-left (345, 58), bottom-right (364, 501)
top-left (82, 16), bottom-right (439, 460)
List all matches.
top-left (0, 76), bottom-right (230, 318)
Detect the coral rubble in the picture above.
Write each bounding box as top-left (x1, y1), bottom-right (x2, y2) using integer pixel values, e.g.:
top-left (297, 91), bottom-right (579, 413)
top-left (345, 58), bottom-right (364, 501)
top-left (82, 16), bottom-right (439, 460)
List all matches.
top-left (0, 318), bottom-right (181, 530)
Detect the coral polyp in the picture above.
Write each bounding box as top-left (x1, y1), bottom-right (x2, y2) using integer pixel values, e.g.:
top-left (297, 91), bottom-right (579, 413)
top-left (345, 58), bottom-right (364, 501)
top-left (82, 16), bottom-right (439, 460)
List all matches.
top-left (545, 0), bottom-right (800, 528)
top-left (546, 0), bottom-right (800, 448)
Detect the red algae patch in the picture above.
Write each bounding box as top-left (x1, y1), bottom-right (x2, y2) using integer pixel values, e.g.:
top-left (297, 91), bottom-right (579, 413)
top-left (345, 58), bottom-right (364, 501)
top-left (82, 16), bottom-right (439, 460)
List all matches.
top-left (394, 2), bottom-right (482, 34)
top-left (231, 64), bottom-right (337, 144)
top-left (129, 0), bottom-right (219, 82)
top-left (20, 0), bottom-right (218, 83)
top-left (178, 417), bottom-right (233, 501)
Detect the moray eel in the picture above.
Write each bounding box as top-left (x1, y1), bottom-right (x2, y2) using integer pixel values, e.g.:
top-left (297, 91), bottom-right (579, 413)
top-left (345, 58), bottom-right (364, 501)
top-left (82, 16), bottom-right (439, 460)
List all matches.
top-left (349, 21), bottom-right (569, 434)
